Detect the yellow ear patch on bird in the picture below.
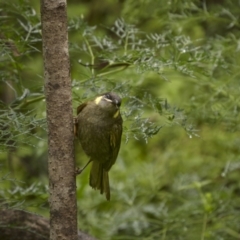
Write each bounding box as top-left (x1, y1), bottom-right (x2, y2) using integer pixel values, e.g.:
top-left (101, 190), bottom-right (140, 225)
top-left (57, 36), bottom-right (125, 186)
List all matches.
top-left (94, 96), bottom-right (103, 105)
top-left (113, 110), bottom-right (119, 118)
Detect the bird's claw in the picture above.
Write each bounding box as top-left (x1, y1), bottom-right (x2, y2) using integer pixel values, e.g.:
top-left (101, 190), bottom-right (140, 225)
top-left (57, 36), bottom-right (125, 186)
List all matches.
top-left (75, 167), bottom-right (83, 175)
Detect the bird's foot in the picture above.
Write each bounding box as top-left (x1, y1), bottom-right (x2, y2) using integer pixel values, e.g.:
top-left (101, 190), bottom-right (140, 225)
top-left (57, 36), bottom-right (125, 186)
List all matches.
top-left (75, 160), bottom-right (92, 176)
top-left (75, 167), bottom-right (83, 175)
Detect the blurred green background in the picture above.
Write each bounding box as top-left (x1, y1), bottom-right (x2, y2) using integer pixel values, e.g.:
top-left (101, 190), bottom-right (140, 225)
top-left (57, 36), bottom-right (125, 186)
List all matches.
top-left (1, 0), bottom-right (240, 239)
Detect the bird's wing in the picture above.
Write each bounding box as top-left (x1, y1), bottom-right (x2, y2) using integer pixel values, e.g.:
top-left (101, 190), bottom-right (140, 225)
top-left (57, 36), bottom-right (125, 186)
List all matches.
top-left (104, 119), bottom-right (122, 171)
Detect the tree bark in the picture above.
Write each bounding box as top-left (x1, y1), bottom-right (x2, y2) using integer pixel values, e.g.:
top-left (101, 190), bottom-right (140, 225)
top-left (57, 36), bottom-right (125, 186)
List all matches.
top-left (40, 1), bottom-right (77, 240)
top-left (0, 209), bottom-right (97, 240)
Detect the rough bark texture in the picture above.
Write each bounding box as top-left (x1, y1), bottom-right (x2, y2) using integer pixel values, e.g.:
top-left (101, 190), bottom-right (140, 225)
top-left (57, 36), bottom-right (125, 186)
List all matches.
top-left (40, 1), bottom-right (77, 239)
top-left (0, 209), bottom-right (97, 240)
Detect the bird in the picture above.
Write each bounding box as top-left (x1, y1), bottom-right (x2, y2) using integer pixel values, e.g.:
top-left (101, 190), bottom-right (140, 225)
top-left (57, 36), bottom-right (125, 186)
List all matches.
top-left (75, 92), bottom-right (123, 200)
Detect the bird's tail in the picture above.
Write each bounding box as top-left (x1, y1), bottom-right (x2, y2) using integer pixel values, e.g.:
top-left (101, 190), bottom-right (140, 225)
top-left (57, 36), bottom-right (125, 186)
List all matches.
top-left (89, 161), bottom-right (110, 200)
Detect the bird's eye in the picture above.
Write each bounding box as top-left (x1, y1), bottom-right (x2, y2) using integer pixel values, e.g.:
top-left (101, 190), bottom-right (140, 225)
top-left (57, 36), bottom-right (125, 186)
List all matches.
top-left (105, 93), bottom-right (112, 100)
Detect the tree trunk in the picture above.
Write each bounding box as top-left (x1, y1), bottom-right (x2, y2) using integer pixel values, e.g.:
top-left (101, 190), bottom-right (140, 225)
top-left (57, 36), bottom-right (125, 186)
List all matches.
top-left (0, 209), bottom-right (97, 240)
top-left (40, 1), bottom-right (77, 240)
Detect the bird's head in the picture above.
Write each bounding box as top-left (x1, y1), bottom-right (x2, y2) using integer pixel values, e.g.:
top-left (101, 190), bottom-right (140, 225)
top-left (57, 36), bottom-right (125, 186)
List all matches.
top-left (94, 92), bottom-right (121, 118)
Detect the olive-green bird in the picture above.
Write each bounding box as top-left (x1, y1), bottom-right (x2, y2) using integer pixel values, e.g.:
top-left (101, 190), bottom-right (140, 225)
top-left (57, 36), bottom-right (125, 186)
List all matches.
top-left (76, 92), bottom-right (123, 200)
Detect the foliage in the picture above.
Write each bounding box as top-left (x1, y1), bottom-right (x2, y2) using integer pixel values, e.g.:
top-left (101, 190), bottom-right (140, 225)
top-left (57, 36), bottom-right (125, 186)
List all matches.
top-left (1, 0), bottom-right (240, 239)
